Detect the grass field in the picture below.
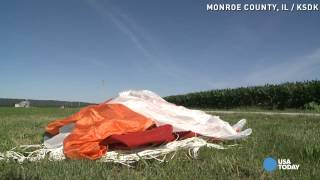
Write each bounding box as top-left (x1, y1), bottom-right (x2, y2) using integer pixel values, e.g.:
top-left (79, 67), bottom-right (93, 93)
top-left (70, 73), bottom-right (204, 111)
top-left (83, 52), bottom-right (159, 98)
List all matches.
top-left (0, 107), bottom-right (319, 179)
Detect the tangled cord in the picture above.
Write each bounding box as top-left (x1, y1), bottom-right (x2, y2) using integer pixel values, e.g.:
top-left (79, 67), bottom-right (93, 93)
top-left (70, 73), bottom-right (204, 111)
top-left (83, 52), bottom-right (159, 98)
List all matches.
top-left (0, 137), bottom-right (235, 166)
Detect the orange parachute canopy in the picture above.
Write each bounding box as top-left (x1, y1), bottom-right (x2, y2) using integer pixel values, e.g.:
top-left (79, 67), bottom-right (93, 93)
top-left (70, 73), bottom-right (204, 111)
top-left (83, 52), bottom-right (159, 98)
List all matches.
top-left (45, 103), bottom-right (154, 160)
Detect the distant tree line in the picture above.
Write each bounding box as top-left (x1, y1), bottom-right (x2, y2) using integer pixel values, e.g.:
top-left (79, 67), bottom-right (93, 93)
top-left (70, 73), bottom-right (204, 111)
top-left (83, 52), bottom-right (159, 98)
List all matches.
top-left (164, 80), bottom-right (320, 109)
top-left (0, 98), bottom-right (93, 107)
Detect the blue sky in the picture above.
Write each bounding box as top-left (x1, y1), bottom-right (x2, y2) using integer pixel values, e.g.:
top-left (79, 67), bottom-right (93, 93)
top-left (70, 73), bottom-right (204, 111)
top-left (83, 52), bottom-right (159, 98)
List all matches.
top-left (1, 0), bottom-right (320, 103)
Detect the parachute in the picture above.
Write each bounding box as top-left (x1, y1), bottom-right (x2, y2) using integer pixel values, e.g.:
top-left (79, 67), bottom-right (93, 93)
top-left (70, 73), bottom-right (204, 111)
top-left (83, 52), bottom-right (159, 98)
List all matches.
top-left (44, 90), bottom-right (252, 160)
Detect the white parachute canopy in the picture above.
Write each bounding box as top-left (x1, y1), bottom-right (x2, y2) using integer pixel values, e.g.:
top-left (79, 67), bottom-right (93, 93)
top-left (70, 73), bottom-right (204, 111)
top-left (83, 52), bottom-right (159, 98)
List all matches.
top-left (109, 90), bottom-right (252, 140)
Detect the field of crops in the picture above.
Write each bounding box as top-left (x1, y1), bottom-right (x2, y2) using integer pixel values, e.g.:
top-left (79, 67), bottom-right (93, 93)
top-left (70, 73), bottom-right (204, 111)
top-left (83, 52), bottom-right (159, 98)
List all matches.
top-left (0, 107), bottom-right (319, 179)
top-left (165, 80), bottom-right (320, 110)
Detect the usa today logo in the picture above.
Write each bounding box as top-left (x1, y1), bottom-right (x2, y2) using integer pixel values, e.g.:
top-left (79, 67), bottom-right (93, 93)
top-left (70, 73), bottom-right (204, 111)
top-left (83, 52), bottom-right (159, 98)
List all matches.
top-left (263, 157), bottom-right (300, 172)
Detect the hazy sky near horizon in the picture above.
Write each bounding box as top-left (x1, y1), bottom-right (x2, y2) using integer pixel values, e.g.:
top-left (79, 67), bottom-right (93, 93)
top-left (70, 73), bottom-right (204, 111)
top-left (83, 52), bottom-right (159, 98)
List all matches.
top-left (1, 0), bottom-right (320, 103)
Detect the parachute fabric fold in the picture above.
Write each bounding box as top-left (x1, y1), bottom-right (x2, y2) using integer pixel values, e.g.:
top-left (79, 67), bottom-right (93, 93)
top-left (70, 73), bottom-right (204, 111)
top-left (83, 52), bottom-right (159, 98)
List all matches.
top-left (45, 103), bottom-right (154, 159)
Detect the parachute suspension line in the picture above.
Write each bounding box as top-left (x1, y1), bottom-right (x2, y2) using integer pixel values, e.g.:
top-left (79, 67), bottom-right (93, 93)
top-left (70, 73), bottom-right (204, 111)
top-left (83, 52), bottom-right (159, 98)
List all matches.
top-left (0, 137), bottom-right (232, 165)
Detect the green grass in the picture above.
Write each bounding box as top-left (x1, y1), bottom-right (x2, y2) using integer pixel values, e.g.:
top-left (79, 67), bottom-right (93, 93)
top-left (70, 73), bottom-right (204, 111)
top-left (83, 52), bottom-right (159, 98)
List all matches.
top-left (0, 107), bottom-right (319, 179)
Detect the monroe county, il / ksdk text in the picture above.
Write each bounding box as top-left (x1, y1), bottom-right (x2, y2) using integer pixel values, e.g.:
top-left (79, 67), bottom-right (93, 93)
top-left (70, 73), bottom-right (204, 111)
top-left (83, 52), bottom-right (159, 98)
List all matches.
top-left (207, 3), bottom-right (319, 12)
